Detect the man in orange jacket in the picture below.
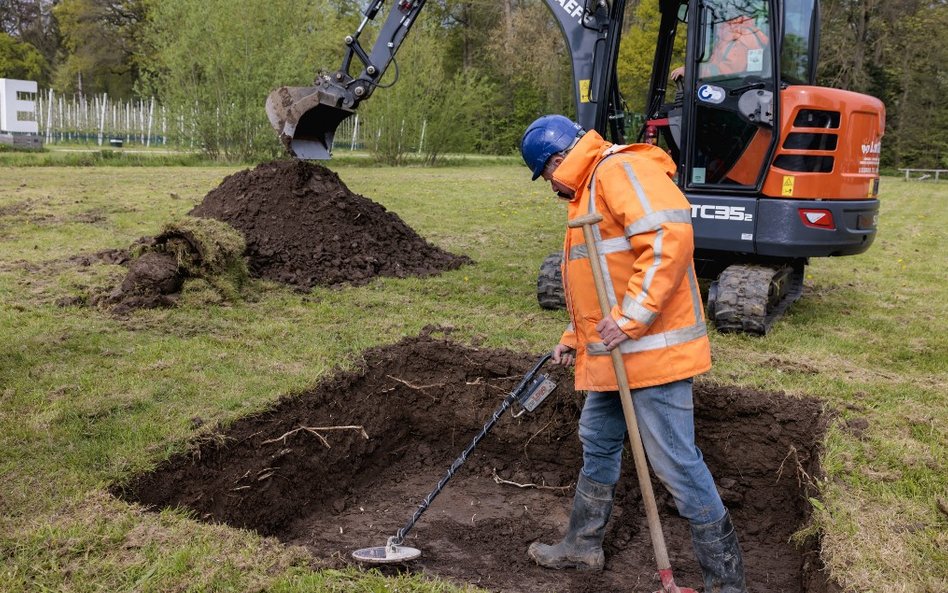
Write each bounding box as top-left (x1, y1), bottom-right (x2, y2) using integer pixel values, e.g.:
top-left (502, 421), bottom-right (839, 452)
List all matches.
top-left (520, 115), bottom-right (748, 593)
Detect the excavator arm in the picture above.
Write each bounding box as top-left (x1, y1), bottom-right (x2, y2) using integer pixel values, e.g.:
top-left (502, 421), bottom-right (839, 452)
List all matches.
top-left (266, 0), bottom-right (628, 159)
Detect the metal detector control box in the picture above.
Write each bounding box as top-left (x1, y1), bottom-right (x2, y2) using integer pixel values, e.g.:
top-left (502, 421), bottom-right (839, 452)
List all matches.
top-left (512, 374), bottom-right (557, 417)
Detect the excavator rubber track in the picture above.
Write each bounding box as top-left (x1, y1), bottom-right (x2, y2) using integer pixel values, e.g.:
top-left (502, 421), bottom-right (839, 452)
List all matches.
top-left (537, 252), bottom-right (566, 310)
top-left (708, 263), bottom-right (804, 335)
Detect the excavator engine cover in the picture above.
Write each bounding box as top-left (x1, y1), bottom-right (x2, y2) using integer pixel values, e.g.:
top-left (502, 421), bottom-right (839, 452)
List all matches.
top-left (266, 80), bottom-right (355, 159)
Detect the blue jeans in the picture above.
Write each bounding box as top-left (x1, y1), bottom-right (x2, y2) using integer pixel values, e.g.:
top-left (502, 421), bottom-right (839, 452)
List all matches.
top-left (577, 378), bottom-right (726, 526)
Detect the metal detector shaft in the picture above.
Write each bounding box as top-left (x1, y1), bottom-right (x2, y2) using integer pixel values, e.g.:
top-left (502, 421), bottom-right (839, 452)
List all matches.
top-left (389, 352), bottom-right (554, 546)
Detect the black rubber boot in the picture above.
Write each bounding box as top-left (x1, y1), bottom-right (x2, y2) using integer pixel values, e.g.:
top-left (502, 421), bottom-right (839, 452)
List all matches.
top-left (527, 472), bottom-right (615, 571)
top-left (690, 511), bottom-right (749, 593)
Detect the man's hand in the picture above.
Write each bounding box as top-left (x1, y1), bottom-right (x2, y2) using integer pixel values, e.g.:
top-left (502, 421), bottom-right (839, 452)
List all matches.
top-left (596, 316), bottom-right (629, 350)
top-left (552, 343), bottom-right (576, 367)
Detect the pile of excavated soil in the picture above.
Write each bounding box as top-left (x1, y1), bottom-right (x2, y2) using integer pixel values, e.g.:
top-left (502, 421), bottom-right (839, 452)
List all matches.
top-left (117, 335), bottom-right (833, 593)
top-left (189, 160), bottom-right (471, 288)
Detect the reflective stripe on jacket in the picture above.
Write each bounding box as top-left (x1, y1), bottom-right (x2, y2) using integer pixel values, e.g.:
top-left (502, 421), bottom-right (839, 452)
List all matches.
top-left (554, 131), bottom-right (712, 390)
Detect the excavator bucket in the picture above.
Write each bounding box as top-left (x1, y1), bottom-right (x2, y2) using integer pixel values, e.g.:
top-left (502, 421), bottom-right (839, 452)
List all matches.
top-left (265, 84), bottom-right (355, 159)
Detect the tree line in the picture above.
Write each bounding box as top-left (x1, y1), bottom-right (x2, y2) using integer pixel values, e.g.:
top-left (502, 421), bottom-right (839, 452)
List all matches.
top-left (1, 0), bottom-right (944, 168)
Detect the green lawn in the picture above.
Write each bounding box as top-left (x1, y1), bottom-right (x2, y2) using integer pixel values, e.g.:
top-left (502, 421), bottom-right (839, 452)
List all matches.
top-left (0, 165), bottom-right (945, 593)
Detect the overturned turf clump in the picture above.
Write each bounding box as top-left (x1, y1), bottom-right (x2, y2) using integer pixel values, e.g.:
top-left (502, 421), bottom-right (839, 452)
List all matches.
top-left (100, 217), bottom-right (247, 314)
top-left (118, 334), bottom-right (834, 593)
top-left (189, 160), bottom-right (472, 288)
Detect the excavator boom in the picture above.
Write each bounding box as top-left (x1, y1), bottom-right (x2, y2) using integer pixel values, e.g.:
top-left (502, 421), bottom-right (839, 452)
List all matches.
top-left (267, 0), bottom-right (628, 159)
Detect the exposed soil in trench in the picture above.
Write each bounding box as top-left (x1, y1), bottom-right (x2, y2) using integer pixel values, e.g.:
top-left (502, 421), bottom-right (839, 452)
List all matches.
top-left (190, 160), bottom-right (471, 288)
top-left (117, 335), bottom-right (832, 593)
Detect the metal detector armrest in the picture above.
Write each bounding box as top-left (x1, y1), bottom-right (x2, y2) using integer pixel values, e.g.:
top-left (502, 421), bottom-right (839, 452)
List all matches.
top-left (510, 352), bottom-right (557, 418)
top-left (511, 374), bottom-right (557, 417)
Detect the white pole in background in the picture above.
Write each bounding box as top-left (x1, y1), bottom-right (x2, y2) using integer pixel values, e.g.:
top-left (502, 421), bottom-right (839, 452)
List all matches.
top-left (146, 97), bottom-right (154, 147)
top-left (46, 89), bottom-right (53, 143)
top-left (97, 93), bottom-right (107, 146)
top-left (418, 119), bottom-right (426, 155)
top-left (351, 114), bottom-right (359, 150)
top-left (35, 93), bottom-right (43, 136)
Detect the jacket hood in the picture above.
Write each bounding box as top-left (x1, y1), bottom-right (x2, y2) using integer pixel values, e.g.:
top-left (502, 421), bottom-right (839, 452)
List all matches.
top-left (553, 131), bottom-right (678, 198)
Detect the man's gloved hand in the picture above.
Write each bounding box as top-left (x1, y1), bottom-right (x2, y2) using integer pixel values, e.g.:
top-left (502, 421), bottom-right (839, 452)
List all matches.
top-left (596, 317), bottom-right (629, 351)
top-left (552, 343), bottom-right (576, 366)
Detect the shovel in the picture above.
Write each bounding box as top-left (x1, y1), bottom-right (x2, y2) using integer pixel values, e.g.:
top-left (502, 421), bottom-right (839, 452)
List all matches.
top-left (568, 212), bottom-right (698, 593)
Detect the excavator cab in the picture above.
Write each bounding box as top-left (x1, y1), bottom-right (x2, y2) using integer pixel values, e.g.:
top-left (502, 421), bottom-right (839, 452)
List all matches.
top-left (649, 0), bottom-right (778, 188)
top-left (641, 0), bottom-right (884, 333)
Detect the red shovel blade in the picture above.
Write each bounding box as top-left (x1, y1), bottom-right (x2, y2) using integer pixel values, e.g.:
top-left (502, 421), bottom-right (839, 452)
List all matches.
top-left (653, 568), bottom-right (699, 593)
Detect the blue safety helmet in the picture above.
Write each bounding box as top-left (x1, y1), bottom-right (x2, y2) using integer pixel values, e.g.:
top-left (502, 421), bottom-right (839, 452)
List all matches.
top-left (520, 115), bottom-right (584, 180)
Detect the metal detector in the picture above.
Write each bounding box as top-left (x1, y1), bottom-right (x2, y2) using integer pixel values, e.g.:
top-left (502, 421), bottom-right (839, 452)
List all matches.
top-left (352, 352), bottom-right (558, 564)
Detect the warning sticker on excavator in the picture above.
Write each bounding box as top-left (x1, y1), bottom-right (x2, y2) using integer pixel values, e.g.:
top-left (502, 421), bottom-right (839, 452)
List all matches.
top-left (782, 176), bottom-right (795, 196)
top-left (579, 79), bottom-right (591, 103)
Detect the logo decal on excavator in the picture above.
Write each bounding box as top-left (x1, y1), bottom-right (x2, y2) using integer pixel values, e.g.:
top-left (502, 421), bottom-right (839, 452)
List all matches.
top-left (553, 0), bottom-right (586, 21)
top-left (861, 140), bottom-right (881, 155)
top-left (690, 205), bottom-right (753, 222)
top-left (697, 84), bottom-right (726, 104)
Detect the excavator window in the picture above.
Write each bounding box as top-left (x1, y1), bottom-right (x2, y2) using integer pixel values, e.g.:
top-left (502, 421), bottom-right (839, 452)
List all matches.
top-left (780, 0), bottom-right (818, 84)
top-left (688, 0), bottom-right (776, 188)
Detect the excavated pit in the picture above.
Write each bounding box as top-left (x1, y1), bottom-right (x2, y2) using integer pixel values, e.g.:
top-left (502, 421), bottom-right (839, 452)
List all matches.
top-left (116, 335), bottom-right (831, 593)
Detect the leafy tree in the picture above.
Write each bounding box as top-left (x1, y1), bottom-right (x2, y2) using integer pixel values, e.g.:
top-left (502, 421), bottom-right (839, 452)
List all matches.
top-left (52, 0), bottom-right (145, 97)
top-left (0, 30), bottom-right (46, 80)
top-left (617, 0), bottom-right (685, 115)
top-left (419, 69), bottom-right (495, 164)
top-left (478, 0), bottom-right (572, 153)
top-left (361, 16), bottom-right (494, 165)
top-left (141, 0), bottom-right (352, 160)
top-left (882, 4), bottom-right (948, 168)
top-left (817, 0), bottom-right (946, 168)
top-left (1, 0), bottom-right (58, 84)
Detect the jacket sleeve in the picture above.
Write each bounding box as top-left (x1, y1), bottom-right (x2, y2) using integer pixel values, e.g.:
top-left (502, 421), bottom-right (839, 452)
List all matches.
top-left (560, 321), bottom-right (578, 349)
top-left (595, 158), bottom-right (695, 340)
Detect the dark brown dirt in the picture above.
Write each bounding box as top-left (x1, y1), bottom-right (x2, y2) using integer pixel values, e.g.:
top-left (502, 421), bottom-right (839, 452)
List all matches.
top-left (116, 335), bottom-right (833, 593)
top-left (189, 160), bottom-right (472, 288)
top-left (94, 219), bottom-right (248, 314)
top-left (103, 251), bottom-right (182, 313)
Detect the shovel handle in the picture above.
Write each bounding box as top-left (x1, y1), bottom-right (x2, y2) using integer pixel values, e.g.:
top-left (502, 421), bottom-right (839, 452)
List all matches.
top-left (568, 214), bottom-right (673, 574)
top-left (566, 213), bottom-right (604, 228)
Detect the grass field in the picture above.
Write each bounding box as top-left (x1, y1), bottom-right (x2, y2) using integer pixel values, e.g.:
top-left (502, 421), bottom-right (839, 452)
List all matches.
top-left (0, 164), bottom-right (945, 593)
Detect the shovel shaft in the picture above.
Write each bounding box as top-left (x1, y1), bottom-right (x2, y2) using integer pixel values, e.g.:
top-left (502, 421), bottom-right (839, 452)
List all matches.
top-left (567, 214), bottom-right (672, 572)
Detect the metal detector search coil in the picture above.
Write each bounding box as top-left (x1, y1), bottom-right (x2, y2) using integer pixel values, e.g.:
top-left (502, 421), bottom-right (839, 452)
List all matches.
top-left (352, 536), bottom-right (421, 564)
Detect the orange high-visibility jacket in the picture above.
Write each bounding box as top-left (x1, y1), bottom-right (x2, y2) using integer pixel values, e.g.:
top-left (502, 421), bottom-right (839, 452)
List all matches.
top-left (554, 131), bottom-right (712, 391)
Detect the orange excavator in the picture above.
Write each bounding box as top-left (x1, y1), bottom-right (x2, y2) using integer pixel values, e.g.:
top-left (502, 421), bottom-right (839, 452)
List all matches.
top-left (266, 0), bottom-right (884, 335)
